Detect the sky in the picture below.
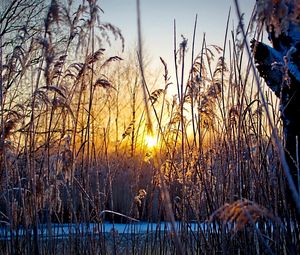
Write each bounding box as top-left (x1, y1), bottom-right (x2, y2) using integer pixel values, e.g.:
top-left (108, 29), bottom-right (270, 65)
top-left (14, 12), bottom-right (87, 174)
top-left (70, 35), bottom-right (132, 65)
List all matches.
top-left (101, 0), bottom-right (255, 92)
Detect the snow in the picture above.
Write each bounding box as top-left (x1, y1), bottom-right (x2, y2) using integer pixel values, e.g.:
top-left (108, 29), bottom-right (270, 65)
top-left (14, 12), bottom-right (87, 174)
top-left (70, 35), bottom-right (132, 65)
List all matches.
top-left (0, 221), bottom-right (218, 240)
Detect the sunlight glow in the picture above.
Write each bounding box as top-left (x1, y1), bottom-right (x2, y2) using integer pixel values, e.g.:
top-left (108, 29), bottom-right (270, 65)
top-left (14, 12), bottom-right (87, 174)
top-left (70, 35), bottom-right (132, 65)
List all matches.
top-left (145, 135), bottom-right (157, 149)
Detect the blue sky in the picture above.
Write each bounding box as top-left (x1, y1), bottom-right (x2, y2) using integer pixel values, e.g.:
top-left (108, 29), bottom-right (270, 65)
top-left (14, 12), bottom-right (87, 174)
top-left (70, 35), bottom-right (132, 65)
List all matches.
top-left (101, 0), bottom-right (255, 92)
top-left (101, 1), bottom-right (254, 50)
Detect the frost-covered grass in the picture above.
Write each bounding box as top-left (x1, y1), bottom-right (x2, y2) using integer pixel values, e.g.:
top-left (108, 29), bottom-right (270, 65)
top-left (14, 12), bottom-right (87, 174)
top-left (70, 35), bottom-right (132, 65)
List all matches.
top-left (0, 0), bottom-right (299, 254)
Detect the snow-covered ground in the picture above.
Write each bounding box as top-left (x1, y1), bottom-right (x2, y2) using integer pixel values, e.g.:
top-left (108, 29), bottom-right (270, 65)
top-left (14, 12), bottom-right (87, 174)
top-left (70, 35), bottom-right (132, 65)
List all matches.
top-left (0, 221), bottom-right (218, 240)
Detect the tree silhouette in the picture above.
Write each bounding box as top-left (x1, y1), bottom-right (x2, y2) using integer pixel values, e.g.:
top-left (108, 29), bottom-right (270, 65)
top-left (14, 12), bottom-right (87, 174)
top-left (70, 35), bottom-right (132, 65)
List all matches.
top-left (252, 1), bottom-right (300, 210)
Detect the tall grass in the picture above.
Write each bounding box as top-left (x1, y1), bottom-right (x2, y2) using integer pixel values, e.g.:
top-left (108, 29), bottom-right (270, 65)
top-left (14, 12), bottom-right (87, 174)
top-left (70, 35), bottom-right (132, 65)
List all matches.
top-left (0, 0), bottom-right (299, 254)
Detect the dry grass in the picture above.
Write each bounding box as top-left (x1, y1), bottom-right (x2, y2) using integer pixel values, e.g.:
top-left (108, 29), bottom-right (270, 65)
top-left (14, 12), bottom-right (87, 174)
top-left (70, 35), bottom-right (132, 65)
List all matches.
top-left (0, 0), bottom-right (299, 254)
top-left (209, 198), bottom-right (276, 232)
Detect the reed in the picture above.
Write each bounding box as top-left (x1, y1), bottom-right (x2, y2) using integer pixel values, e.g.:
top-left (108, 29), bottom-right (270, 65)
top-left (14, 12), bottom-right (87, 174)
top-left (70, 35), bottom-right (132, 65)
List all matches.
top-left (0, 0), bottom-right (299, 254)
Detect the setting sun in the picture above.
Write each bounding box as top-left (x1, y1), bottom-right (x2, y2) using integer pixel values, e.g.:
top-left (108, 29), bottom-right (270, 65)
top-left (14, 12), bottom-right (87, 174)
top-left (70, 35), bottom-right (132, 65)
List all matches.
top-left (1, 0), bottom-right (296, 253)
top-left (145, 135), bottom-right (157, 149)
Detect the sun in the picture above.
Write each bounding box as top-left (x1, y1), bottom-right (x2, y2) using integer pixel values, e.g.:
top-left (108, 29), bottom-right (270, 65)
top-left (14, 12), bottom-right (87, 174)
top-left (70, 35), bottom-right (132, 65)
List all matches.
top-left (145, 135), bottom-right (157, 149)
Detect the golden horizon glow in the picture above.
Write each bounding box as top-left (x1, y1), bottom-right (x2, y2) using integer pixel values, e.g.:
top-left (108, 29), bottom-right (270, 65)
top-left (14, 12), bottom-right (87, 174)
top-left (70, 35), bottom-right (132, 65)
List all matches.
top-left (145, 135), bottom-right (157, 149)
